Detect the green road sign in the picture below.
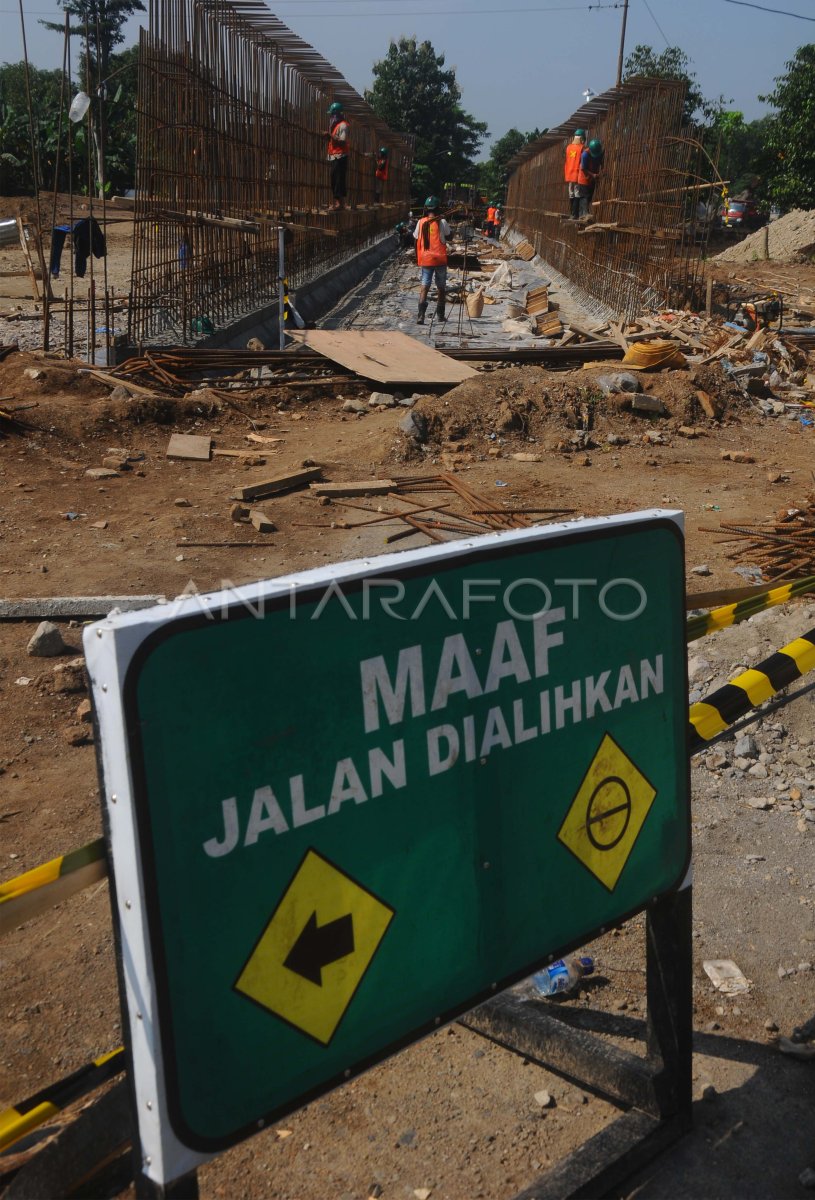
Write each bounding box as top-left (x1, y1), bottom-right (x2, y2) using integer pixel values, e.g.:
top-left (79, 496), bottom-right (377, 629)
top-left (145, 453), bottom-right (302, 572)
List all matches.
top-left (86, 511), bottom-right (690, 1183)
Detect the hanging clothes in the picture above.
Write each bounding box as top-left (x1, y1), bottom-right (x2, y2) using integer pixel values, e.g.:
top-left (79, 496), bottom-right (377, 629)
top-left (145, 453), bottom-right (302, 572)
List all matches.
top-left (73, 217), bottom-right (106, 278)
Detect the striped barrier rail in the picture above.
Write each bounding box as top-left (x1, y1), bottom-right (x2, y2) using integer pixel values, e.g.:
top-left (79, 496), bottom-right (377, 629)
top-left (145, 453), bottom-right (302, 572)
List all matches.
top-left (0, 1048), bottom-right (124, 1154)
top-left (688, 628), bottom-right (815, 754)
top-left (687, 575), bottom-right (815, 643)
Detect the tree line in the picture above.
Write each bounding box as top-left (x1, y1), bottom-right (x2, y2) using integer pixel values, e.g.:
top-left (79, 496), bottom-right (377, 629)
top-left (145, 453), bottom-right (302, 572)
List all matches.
top-left (2, 0), bottom-right (813, 214)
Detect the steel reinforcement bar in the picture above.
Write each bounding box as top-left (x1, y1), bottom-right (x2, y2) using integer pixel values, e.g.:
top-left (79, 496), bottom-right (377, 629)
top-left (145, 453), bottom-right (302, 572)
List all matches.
top-left (505, 80), bottom-right (715, 319)
top-left (129, 0), bottom-right (412, 346)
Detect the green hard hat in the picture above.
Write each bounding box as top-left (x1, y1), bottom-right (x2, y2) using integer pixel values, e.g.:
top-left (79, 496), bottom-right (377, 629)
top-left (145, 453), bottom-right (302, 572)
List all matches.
top-left (589, 138), bottom-right (603, 154)
top-left (574, 128), bottom-right (586, 138)
top-left (379, 146), bottom-right (389, 155)
top-left (328, 101), bottom-right (344, 114)
top-left (424, 195), bottom-right (440, 209)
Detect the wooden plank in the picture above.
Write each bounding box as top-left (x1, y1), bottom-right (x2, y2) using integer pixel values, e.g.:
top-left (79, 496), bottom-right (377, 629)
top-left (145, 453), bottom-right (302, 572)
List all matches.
top-left (212, 448), bottom-right (266, 462)
top-left (166, 433), bottom-right (212, 461)
top-left (310, 479), bottom-right (397, 498)
top-left (564, 320), bottom-right (605, 342)
top-left (287, 330), bottom-right (476, 385)
top-left (608, 322), bottom-right (630, 352)
top-left (17, 218), bottom-right (40, 303)
top-left (231, 466), bottom-right (323, 501)
top-left (249, 509), bottom-right (276, 532)
top-left (524, 285), bottom-right (549, 316)
top-left (514, 241), bottom-right (536, 261)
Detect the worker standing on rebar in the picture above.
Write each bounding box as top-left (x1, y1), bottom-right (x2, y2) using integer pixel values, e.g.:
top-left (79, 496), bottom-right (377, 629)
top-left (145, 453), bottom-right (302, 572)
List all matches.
top-left (493, 204), bottom-right (502, 241)
top-left (577, 138), bottom-right (604, 219)
top-left (414, 196), bottom-right (450, 325)
top-left (375, 146), bottom-right (389, 204)
top-left (564, 128), bottom-right (587, 219)
top-left (327, 101), bottom-right (350, 211)
top-left (484, 202), bottom-right (496, 238)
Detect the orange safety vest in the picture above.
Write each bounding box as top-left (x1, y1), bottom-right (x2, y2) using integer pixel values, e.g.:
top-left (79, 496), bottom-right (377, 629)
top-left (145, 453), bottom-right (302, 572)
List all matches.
top-left (577, 151), bottom-right (602, 187)
top-left (564, 141), bottom-right (584, 183)
top-left (375, 156), bottom-right (389, 181)
top-left (486, 206), bottom-right (496, 222)
top-left (416, 216), bottom-right (448, 267)
top-left (328, 119), bottom-right (349, 159)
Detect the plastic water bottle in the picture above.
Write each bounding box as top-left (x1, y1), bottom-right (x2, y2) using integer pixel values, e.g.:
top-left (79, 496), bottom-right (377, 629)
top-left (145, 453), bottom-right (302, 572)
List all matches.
top-left (532, 955), bottom-right (594, 997)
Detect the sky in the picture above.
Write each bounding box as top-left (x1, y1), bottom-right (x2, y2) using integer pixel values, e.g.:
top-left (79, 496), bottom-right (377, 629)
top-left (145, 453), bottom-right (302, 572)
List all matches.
top-left (5, 0), bottom-right (814, 157)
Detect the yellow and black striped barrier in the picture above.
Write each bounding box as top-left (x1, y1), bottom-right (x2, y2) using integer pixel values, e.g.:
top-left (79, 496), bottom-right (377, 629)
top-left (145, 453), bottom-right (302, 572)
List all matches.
top-left (688, 627), bottom-right (815, 754)
top-left (0, 1047), bottom-right (124, 1153)
top-left (687, 575), bottom-right (815, 643)
top-left (0, 838), bottom-right (107, 936)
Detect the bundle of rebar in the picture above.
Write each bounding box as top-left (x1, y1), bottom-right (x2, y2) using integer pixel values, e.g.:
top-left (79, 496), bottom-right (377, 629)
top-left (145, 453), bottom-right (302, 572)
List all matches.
top-left (129, 0), bottom-right (412, 347)
top-left (505, 80), bottom-right (715, 320)
top-left (709, 495), bottom-right (815, 580)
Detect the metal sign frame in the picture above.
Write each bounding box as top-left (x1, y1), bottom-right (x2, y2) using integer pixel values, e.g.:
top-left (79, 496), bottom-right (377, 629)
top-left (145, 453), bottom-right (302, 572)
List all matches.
top-left (85, 509), bottom-right (690, 1186)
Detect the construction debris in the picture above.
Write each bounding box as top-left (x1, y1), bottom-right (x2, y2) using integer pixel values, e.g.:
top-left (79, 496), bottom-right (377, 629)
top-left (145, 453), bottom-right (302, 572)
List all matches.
top-left (166, 433), bottom-right (212, 461)
top-left (231, 466), bottom-right (323, 501)
top-left (705, 491), bottom-right (815, 581)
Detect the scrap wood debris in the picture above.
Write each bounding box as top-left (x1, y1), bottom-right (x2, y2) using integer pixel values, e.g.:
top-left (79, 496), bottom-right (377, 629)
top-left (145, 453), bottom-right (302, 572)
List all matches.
top-left (703, 490), bottom-right (815, 581)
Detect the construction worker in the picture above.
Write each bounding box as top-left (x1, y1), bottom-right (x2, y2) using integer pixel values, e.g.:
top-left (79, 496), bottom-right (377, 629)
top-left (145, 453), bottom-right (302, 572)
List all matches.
top-left (564, 128), bottom-right (587, 219)
top-left (374, 146), bottom-right (389, 204)
top-left (414, 196), bottom-right (450, 325)
top-left (577, 138), bottom-right (604, 219)
top-left (485, 202), bottom-right (496, 238)
top-left (327, 101), bottom-right (350, 211)
top-left (493, 204), bottom-right (502, 241)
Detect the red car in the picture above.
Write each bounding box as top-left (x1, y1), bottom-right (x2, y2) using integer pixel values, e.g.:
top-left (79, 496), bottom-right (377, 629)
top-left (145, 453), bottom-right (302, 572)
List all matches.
top-left (722, 199), bottom-right (766, 230)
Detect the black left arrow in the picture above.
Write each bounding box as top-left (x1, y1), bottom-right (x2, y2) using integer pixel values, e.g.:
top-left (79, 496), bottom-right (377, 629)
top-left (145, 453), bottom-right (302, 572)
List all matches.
top-left (283, 911), bottom-right (355, 986)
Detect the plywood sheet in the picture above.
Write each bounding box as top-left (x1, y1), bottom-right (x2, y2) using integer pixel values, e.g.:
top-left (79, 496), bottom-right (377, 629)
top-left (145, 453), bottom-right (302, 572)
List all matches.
top-left (166, 433), bottom-right (212, 461)
top-left (288, 330), bottom-right (477, 385)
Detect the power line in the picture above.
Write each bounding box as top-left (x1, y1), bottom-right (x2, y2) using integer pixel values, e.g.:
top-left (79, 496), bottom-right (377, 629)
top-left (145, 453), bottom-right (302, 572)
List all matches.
top-left (722, 0), bottom-right (815, 17)
top-left (271, 1), bottom-right (621, 10)
top-left (642, 0), bottom-right (671, 46)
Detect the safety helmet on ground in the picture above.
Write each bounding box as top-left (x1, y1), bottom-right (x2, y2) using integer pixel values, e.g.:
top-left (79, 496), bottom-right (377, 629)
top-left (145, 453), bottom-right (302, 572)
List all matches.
top-left (328, 101), bottom-right (344, 114)
top-left (424, 195), bottom-right (440, 210)
top-left (588, 138), bottom-right (603, 154)
top-left (574, 128), bottom-right (586, 138)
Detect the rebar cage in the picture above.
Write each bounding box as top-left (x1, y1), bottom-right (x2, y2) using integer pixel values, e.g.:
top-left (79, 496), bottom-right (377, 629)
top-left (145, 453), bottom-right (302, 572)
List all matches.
top-left (129, 0), bottom-right (412, 346)
top-left (505, 80), bottom-right (717, 320)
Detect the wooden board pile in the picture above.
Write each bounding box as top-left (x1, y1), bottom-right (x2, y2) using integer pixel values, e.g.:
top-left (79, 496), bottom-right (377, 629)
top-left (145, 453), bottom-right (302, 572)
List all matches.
top-left (708, 492), bottom-right (815, 581)
top-left (524, 285), bottom-right (562, 339)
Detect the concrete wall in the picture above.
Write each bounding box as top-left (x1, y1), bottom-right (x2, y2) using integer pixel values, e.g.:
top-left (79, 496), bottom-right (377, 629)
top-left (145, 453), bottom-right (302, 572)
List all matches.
top-left (195, 233), bottom-right (398, 351)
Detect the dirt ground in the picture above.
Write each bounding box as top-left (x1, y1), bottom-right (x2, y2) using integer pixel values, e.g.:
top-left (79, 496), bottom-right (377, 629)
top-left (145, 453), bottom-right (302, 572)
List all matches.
top-left (2, 215), bottom-right (815, 1200)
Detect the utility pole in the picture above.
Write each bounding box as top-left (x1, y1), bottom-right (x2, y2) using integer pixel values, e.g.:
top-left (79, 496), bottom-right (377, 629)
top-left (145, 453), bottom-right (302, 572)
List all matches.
top-left (615, 0), bottom-right (630, 88)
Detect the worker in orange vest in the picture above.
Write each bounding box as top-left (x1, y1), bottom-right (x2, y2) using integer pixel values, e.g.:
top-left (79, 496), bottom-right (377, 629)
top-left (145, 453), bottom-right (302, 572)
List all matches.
top-left (485, 203), bottom-right (496, 238)
top-left (374, 146), bottom-right (389, 203)
top-left (327, 101), bottom-right (350, 211)
top-left (577, 138), bottom-right (604, 218)
top-left (564, 128), bottom-right (586, 219)
top-left (413, 196), bottom-right (451, 325)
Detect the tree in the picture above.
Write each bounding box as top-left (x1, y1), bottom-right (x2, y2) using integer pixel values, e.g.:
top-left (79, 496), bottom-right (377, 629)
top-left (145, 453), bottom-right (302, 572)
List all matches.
top-left (0, 62), bottom-right (68, 193)
top-left (710, 110), bottom-right (776, 202)
top-left (758, 44), bottom-right (815, 211)
top-left (478, 127), bottom-right (544, 202)
top-left (623, 44), bottom-right (726, 124)
top-left (40, 1), bottom-right (144, 192)
top-left (366, 37), bottom-right (487, 199)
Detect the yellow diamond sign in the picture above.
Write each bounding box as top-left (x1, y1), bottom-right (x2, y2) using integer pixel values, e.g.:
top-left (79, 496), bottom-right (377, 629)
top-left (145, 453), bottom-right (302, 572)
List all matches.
top-left (557, 733), bottom-right (657, 892)
top-left (235, 849), bottom-right (394, 1046)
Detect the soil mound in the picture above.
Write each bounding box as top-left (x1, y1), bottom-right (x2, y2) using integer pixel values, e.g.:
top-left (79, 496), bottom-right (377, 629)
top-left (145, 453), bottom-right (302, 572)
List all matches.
top-left (714, 209), bottom-right (815, 265)
top-left (398, 362), bottom-right (747, 459)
